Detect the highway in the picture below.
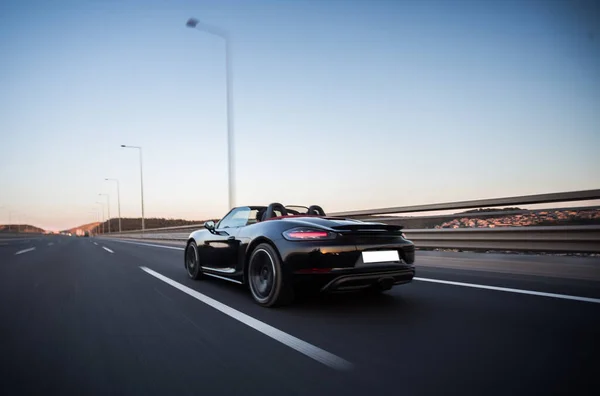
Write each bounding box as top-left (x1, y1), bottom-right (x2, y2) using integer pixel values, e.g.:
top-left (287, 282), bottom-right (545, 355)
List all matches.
top-left (1, 235), bottom-right (598, 395)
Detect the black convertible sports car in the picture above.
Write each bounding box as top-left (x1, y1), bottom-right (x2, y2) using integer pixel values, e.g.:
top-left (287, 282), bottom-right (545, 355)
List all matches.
top-left (185, 203), bottom-right (415, 307)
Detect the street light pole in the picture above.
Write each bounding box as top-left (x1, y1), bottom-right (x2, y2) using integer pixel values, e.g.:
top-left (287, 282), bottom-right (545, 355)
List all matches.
top-left (99, 193), bottom-right (111, 233)
top-left (105, 178), bottom-right (121, 232)
top-left (95, 202), bottom-right (105, 234)
top-left (121, 145), bottom-right (145, 234)
top-left (186, 17), bottom-right (236, 210)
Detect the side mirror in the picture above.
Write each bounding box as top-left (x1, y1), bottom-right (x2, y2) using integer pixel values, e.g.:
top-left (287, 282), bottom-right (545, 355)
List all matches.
top-left (204, 220), bottom-right (216, 232)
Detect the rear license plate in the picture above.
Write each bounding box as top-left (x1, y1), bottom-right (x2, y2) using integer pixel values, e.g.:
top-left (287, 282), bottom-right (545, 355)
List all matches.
top-left (362, 250), bottom-right (400, 263)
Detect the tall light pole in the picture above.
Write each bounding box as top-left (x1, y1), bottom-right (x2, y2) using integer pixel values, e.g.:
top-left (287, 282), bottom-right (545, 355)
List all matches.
top-left (99, 193), bottom-right (111, 233)
top-left (105, 178), bottom-right (121, 232)
top-left (121, 145), bottom-right (145, 233)
top-left (186, 17), bottom-right (236, 209)
top-left (95, 202), bottom-right (105, 234)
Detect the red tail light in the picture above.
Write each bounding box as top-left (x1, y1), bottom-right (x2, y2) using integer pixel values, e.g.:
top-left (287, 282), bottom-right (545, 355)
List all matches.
top-left (282, 228), bottom-right (336, 240)
top-left (288, 231), bottom-right (328, 239)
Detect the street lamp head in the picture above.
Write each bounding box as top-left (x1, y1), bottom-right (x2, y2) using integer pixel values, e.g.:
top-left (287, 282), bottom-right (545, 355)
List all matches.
top-left (120, 144), bottom-right (126, 147)
top-left (186, 18), bottom-right (199, 28)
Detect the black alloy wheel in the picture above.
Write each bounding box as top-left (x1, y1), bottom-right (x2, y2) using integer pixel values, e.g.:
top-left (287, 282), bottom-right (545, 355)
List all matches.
top-left (248, 243), bottom-right (293, 307)
top-left (186, 241), bottom-right (204, 280)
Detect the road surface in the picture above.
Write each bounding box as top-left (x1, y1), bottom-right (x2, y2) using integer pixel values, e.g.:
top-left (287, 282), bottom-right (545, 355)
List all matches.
top-left (1, 235), bottom-right (598, 395)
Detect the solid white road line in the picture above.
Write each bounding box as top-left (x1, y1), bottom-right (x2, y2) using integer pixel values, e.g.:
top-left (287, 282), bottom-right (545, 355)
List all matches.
top-left (414, 277), bottom-right (600, 304)
top-left (102, 247), bottom-right (114, 254)
top-left (93, 242), bottom-right (98, 246)
top-left (106, 239), bottom-right (184, 251)
top-left (15, 247), bottom-right (36, 255)
top-left (140, 266), bottom-right (353, 371)
top-left (47, 242), bottom-right (54, 246)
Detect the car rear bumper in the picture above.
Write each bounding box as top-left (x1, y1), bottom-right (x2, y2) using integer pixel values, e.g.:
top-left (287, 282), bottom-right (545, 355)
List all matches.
top-left (291, 265), bottom-right (415, 292)
top-left (320, 268), bottom-right (415, 292)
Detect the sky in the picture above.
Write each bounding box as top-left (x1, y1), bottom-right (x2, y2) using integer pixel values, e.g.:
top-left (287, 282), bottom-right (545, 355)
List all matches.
top-left (0, 0), bottom-right (599, 231)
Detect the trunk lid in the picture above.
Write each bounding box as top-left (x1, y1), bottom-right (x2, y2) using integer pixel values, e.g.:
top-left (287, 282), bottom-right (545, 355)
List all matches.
top-left (281, 216), bottom-right (404, 237)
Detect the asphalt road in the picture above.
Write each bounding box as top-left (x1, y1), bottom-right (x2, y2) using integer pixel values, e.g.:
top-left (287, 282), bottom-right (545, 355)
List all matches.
top-left (1, 235), bottom-right (598, 396)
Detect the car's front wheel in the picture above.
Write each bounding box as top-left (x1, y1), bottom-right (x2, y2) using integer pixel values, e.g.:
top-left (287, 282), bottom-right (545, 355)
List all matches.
top-left (185, 241), bottom-right (204, 280)
top-left (248, 243), bottom-right (293, 307)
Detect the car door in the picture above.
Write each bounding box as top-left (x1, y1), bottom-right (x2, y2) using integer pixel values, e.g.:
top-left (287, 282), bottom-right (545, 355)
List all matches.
top-left (203, 207), bottom-right (251, 271)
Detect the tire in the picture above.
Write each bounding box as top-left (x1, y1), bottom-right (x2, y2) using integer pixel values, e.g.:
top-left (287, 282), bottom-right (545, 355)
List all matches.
top-left (247, 243), bottom-right (294, 307)
top-left (185, 241), bottom-right (204, 280)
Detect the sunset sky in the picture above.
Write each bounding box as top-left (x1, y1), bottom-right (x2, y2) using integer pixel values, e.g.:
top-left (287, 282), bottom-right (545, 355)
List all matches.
top-left (1, 0), bottom-right (599, 230)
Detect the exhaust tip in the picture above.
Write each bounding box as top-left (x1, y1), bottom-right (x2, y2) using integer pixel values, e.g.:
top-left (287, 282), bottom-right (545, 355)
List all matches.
top-left (378, 277), bottom-right (394, 290)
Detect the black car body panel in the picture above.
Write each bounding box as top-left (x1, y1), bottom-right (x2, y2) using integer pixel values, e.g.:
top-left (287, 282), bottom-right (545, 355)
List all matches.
top-left (186, 204), bottom-right (415, 294)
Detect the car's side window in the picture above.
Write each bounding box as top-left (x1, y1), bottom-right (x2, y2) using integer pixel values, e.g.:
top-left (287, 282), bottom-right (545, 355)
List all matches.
top-left (217, 207), bottom-right (252, 229)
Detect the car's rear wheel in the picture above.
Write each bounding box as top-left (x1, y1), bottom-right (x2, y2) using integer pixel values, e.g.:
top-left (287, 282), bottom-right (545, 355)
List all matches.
top-left (248, 243), bottom-right (293, 307)
top-left (185, 241), bottom-right (204, 280)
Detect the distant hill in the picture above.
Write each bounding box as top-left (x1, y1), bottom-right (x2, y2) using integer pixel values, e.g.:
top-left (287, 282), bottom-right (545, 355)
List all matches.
top-left (360, 207), bottom-right (600, 229)
top-left (0, 224), bottom-right (45, 233)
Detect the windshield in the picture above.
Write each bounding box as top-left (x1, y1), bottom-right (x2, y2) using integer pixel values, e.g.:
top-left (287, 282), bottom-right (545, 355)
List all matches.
top-left (285, 206), bottom-right (310, 215)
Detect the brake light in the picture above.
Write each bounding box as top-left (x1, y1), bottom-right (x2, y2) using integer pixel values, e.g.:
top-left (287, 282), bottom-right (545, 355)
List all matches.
top-left (282, 228), bottom-right (336, 240)
top-left (288, 231), bottom-right (328, 238)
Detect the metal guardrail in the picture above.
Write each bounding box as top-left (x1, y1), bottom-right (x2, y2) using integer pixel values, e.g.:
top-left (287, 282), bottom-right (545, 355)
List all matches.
top-left (405, 225), bottom-right (600, 253)
top-left (107, 224), bottom-right (204, 235)
top-left (97, 189), bottom-right (600, 253)
top-left (0, 232), bottom-right (44, 238)
top-left (328, 189), bottom-right (600, 217)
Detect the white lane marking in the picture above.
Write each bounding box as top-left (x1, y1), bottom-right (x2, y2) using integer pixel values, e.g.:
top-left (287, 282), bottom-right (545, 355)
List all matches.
top-left (102, 247), bottom-right (114, 254)
top-left (414, 277), bottom-right (600, 304)
top-left (15, 247), bottom-right (36, 255)
top-left (47, 242), bottom-right (54, 246)
top-left (140, 266), bottom-right (353, 371)
top-left (105, 239), bottom-right (184, 251)
top-left (93, 242), bottom-right (98, 246)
